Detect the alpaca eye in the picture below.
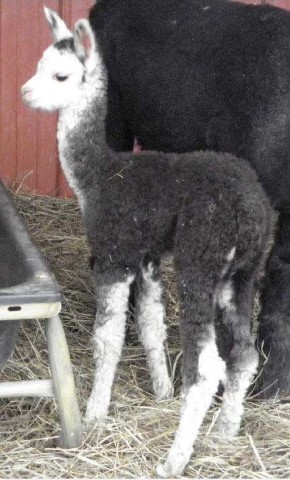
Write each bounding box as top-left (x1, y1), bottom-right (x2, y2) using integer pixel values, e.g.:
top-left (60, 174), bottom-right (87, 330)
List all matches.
top-left (55, 74), bottom-right (68, 82)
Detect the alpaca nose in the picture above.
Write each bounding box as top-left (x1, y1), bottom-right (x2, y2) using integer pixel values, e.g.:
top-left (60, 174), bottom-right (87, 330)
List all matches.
top-left (21, 83), bottom-right (32, 97)
top-left (21, 82), bottom-right (35, 106)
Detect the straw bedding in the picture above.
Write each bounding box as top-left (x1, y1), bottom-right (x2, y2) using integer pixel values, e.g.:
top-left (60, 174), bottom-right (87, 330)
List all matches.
top-left (0, 191), bottom-right (290, 478)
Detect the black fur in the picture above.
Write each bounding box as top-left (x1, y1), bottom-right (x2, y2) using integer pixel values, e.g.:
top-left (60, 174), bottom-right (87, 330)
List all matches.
top-left (89, 0), bottom-right (290, 397)
top-left (54, 37), bottom-right (75, 52)
top-left (85, 152), bottom-right (271, 275)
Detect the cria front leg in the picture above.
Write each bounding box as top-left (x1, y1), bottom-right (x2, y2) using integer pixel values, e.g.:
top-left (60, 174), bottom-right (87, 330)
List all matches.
top-left (85, 273), bottom-right (134, 423)
top-left (135, 256), bottom-right (173, 400)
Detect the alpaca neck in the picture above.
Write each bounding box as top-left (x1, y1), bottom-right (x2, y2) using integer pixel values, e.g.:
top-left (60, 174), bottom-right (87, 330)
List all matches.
top-left (57, 70), bottom-right (109, 209)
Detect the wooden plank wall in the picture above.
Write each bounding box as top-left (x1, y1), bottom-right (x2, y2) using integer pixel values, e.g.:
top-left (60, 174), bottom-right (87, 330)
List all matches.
top-left (0, 0), bottom-right (289, 197)
top-left (0, 0), bottom-right (94, 197)
top-left (238, 0), bottom-right (289, 5)
top-left (263, 0), bottom-right (290, 7)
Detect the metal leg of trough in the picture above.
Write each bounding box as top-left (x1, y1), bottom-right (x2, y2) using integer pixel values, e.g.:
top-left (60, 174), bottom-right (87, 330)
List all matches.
top-left (45, 315), bottom-right (82, 448)
top-left (0, 321), bottom-right (18, 367)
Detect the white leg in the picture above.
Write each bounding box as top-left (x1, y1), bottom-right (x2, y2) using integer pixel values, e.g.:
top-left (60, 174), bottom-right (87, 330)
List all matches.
top-left (156, 335), bottom-right (226, 478)
top-left (85, 275), bottom-right (134, 423)
top-left (216, 352), bottom-right (258, 438)
top-left (136, 260), bottom-right (172, 399)
top-left (215, 276), bottom-right (259, 438)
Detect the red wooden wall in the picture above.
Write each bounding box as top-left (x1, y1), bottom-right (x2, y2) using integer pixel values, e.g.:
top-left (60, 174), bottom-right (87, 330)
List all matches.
top-left (0, 0), bottom-right (289, 197)
top-left (0, 0), bottom-right (94, 197)
top-left (239, 0), bottom-right (289, 5)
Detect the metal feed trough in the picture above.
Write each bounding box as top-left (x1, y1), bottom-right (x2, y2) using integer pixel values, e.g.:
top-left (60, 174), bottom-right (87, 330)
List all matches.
top-left (0, 180), bottom-right (82, 448)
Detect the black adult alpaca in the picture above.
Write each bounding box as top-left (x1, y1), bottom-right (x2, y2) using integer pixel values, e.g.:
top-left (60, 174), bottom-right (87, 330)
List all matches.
top-left (89, 0), bottom-right (290, 398)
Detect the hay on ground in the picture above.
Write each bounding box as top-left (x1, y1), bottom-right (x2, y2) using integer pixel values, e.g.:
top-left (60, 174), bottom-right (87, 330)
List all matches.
top-left (0, 192), bottom-right (289, 478)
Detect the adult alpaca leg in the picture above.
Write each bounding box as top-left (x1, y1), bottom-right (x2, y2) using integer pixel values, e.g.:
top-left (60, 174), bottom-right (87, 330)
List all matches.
top-left (215, 271), bottom-right (259, 438)
top-left (135, 255), bottom-right (172, 400)
top-left (157, 280), bottom-right (226, 478)
top-left (85, 271), bottom-right (135, 422)
top-left (257, 210), bottom-right (290, 398)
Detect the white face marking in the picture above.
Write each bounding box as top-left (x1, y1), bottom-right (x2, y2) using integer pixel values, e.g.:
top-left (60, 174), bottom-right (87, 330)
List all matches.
top-left (136, 262), bottom-right (173, 400)
top-left (21, 45), bottom-right (85, 112)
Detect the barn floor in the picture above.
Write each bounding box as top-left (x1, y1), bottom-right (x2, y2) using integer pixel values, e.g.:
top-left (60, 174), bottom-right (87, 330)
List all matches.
top-left (0, 191), bottom-right (290, 479)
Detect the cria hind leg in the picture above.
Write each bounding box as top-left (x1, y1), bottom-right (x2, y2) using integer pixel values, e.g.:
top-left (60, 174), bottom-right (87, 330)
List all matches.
top-left (215, 305), bottom-right (234, 365)
top-left (135, 255), bottom-right (172, 399)
top-left (85, 270), bottom-right (135, 423)
top-left (157, 282), bottom-right (226, 478)
top-left (215, 271), bottom-right (259, 439)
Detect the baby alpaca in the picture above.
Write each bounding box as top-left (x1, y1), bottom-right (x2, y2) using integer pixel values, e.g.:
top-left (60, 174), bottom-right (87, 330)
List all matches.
top-left (21, 10), bottom-right (274, 477)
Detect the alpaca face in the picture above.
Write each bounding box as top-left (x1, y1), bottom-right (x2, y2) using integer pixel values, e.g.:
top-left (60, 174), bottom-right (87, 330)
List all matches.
top-left (21, 44), bottom-right (85, 112)
top-left (21, 7), bottom-right (100, 113)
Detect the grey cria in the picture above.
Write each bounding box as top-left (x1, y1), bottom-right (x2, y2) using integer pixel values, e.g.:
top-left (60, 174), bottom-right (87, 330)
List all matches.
top-left (21, 11), bottom-right (275, 477)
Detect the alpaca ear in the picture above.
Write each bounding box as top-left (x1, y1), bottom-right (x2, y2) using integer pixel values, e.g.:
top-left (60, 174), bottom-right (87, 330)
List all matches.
top-left (44, 6), bottom-right (72, 42)
top-left (74, 19), bottom-right (100, 73)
